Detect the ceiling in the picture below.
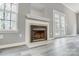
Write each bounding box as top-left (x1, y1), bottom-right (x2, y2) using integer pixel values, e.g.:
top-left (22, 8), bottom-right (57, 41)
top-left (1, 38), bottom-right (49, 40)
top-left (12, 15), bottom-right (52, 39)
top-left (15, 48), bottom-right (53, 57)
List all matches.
top-left (63, 3), bottom-right (79, 13)
top-left (31, 3), bottom-right (45, 10)
top-left (30, 3), bottom-right (79, 13)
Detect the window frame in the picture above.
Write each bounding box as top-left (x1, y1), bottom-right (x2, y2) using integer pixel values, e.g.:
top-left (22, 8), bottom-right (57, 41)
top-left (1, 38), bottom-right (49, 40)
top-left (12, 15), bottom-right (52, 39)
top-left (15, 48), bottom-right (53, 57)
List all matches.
top-left (53, 9), bottom-right (66, 38)
top-left (0, 3), bottom-right (18, 33)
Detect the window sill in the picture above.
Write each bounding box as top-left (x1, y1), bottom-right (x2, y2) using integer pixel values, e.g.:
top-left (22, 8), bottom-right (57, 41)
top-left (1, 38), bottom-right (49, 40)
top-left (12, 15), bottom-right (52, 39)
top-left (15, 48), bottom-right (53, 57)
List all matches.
top-left (0, 29), bottom-right (18, 33)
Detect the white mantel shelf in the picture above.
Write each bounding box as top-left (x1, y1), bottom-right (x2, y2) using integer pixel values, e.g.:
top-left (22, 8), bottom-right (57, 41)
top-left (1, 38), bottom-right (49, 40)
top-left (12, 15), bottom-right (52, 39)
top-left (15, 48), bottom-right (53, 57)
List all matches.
top-left (26, 14), bottom-right (50, 22)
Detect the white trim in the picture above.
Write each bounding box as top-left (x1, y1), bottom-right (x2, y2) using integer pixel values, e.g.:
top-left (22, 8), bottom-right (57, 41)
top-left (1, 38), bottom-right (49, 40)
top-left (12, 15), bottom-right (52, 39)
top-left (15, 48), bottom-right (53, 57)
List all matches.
top-left (0, 42), bottom-right (26, 49)
top-left (25, 19), bottom-right (49, 48)
top-left (49, 35), bottom-right (77, 40)
top-left (65, 34), bottom-right (77, 37)
top-left (53, 9), bottom-right (65, 15)
top-left (62, 3), bottom-right (76, 13)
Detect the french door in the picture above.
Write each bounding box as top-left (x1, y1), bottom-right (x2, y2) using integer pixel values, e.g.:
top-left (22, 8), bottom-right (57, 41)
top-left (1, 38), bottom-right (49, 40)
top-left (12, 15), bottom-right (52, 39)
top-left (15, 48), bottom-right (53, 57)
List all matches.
top-left (53, 10), bottom-right (66, 38)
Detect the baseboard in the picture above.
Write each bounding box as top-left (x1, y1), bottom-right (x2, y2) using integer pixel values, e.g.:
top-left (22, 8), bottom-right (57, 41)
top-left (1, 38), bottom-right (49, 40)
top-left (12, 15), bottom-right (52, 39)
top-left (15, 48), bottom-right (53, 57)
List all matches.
top-left (49, 35), bottom-right (77, 40)
top-left (49, 38), bottom-right (54, 40)
top-left (0, 42), bottom-right (26, 49)
top-left (66, 34), bottom-right (76, 36)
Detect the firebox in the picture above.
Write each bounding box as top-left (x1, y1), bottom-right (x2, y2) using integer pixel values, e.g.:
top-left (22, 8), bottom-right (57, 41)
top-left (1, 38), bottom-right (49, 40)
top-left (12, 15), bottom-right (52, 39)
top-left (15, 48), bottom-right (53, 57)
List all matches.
top-left (31, 25), bottom-right (47, 42)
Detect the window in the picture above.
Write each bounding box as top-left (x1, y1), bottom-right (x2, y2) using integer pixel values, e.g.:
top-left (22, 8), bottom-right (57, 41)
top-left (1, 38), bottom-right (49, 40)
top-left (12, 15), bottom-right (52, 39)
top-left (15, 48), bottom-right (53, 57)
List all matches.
top-left (53, 10), bottom-right (65, 37)
top-left (0, 3), bottom-right (18, 31)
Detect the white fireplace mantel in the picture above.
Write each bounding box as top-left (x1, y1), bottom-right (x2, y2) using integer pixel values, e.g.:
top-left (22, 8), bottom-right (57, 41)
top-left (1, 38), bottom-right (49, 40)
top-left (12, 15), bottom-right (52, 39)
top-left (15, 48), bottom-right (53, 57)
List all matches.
top-left (25, 16), bottom-right (49, 48)
top-left (26, 14), bottom-right (50, 22)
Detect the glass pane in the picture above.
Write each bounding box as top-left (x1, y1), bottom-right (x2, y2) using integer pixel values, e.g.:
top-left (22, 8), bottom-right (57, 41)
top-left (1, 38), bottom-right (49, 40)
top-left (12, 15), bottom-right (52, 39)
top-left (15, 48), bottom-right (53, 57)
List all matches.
top-left (4, 21), bottom-right (10, 30)
top-left (5, 3), bottom-right (11, 11)
top-left (54, 13), bottom-right (60, 37)
top-left (61, 16), bottom-right (65, 24)
top-left (12, 4), bottom-right (18, 13)
top-left (60, 16), bottom-right (65, 28)
top-left (11, 21), bottom-right (17, 30)
top-left (11, 13), bottom-right (17, 21)
top-left (60, 15), bottom-right (65, 36)
top-left (54, 18), bottom-right (60, 30)
top-left (5, 12), bottom-right (10, 20)
top-left (54, 13), bottom-right (59, 19)
top-left (0, 11), bottom-right (4, 19)
top-left (0, 3), bottom-right (4, 9)
top-left (0, 20), bottom-right (3, 30)
top-left (54, 13), bottom-right (60, 23)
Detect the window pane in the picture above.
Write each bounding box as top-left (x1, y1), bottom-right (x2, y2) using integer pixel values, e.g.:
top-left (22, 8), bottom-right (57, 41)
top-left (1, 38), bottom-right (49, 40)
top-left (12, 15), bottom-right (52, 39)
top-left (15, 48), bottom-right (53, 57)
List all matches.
top-left (11, 21), bottom-right (17, 30)
top-left (12, 4), bottom-right (18, 13)
top-left (5, 12), bottom-right (10, 20)
top-left (60, 16), bottom-right (65, 28)
top-left (54, 14), bottom-right (60, 31)
top-left (11, 13), bottom-right (17, 21)
top-left (54, 13), bottom-right (61, 37)
top-left (4, 21), bottom-right (10, 30)
top-left (5, 3), bottom-right (11, 11)
top-left (61, 16), bottom-right (65, 24)
top-left (54, 13), bottom-right (59, 19)
top-left (0, 3), bottom-right (4, 9)
top-left (0, 11), bottom-right (4, 19)
top-left (0, 20), bottom-right (3, 30)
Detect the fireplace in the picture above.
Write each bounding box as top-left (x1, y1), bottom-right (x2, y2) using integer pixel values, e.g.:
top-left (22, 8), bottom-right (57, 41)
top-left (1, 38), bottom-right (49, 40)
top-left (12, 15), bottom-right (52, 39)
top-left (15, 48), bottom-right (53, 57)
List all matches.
top-left (31, 25), bottom-right (47, 42)
top-left (26, 17), bottom-right (49, 47)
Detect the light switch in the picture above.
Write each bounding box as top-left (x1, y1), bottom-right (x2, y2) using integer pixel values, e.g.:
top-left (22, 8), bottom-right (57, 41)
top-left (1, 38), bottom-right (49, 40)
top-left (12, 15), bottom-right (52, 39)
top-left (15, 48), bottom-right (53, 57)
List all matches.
top-left (0, 35), bottom-right (4, 39)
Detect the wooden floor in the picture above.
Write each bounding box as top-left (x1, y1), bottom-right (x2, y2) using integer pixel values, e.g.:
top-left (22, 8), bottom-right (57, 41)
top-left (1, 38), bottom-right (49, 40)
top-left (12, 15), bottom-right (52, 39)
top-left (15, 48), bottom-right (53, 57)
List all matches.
top-left (0, 36), bottom-right (79, 56)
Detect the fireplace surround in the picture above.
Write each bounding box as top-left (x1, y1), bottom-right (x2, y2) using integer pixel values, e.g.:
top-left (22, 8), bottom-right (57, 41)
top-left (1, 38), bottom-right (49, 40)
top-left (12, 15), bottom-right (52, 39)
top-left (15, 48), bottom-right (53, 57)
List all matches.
top-left (25, 14), bottom-right (49, 47)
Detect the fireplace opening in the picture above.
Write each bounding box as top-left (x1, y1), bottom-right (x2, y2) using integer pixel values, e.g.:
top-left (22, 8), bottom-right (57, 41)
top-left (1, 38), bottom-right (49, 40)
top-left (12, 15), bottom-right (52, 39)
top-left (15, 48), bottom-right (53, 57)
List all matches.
top-left (31, 25), bottom-right (47, 42)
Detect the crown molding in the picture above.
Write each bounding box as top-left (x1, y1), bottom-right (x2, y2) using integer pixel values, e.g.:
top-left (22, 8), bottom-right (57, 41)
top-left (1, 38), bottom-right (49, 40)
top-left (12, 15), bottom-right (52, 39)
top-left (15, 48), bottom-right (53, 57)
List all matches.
top-left (62, 3), bottom-right (77, 13)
